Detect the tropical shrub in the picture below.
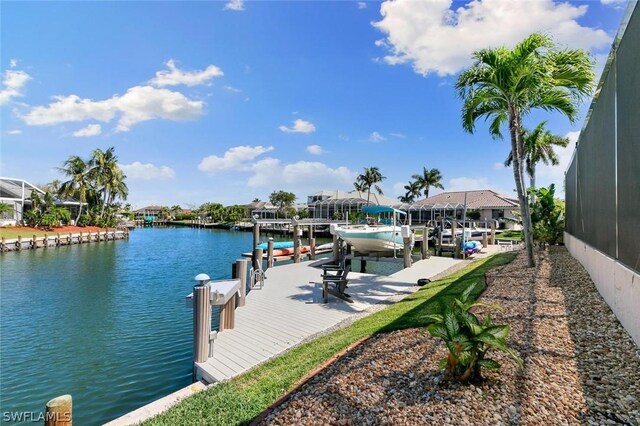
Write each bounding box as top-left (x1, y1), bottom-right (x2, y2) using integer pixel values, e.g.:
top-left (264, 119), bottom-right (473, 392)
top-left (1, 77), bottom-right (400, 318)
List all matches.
top-left (427, 283), bottom-right (522, 382)
top-left (41, 206), bottom-right (71, 228)
top-left (23, 210), bottom-right (42, 227)
top-left (529, 184), bottom-right (564, 246)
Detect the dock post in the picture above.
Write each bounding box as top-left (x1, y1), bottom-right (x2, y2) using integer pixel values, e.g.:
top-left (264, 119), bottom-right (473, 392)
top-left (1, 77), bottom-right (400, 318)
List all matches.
top-left (360, 258), bottom-right (367, 273)
top-left (32, 235), bottom-right (37, 249)
top-left (421, 225), bottom-right (429, 259)
top-left (256, 248), bottom-right (264, 271)
top-left (236, 258), bottom-right (249, 307)
top-left (403, 237), bottom-right (412, 268)
top-left (482, 232), bottom-right (488, 248)
top-left (490, 222), bottom-right (496, 245)
top-left (57, 233), bottom-right (61, 246)
top-left (454, 237), bottom-right (462, 259)
top-left (293, 224), bottom-right (301, 263)
top-left (193, 277), bottom-right (212, 379)
top-left (79, 232), bottom-right (83, 244)
top-left (308, 224), bottom-right (314, 246)
top-left (332, 234), bottom-right (339, 262)
top-left (219, 296), bottom-right (236, 331)
top-left (17, 236), bottom-right (22, 251)
top-left (309, 237), bottom-right (316, 260)
top-left (1, 236), bottom-right (5, 252)
top-left (45, 394), bottom-right (72, 426)
top-left (267, 238), bottom-right (274, 268)
top-left (252, 221), bottom-right (260, 269)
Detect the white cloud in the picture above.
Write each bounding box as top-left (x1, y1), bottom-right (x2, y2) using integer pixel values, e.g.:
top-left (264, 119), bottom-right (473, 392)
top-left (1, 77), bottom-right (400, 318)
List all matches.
top-left (247, 159), bottom-right (357, 195)
top-left (601, 0), bottom-right (626, 5)
top-left (198, 145), bottom-right (274, 173)
top-left (9, 59), bottom-right (17, 68)
top-left (493, 162), bottom-right (506, 170)
top-left (72, 124), bottom-right (102, 137)
top-left (372, 0), bottom-right (612, 76)
top-left (23, 85), bottom-right (203, 132)
top-left (6, 129), bottom-right (22, 135)
top-left (0, 69), bottom-right (31, 105)
top-left (120, 162), bottom-right (176, 180)
top-left (368, 131), bottom-right (386, 142)
top-left (224, 0), bottom-right (244, 11)
top-left (223, 85), bottom-right (241, 93)
top-left (279, 119), bottom-right (316, 134)
top-left (150, 59), bottom-right (223, 87)
top-left (389, 132), bottom-right (406, 139)
top-left (448, 176), bottom-right (491, 192)
top-left (357, 2), bottom-right (367, 9)
top-left (306, 144), bottom-right (325, 155)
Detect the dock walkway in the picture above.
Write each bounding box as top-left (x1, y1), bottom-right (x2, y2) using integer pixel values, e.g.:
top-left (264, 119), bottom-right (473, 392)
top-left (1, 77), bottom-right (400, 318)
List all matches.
top-left (196, 253), bottom-right (483, 383)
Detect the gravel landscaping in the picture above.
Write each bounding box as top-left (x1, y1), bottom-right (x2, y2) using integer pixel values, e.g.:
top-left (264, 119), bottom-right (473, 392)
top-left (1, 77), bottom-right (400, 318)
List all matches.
top-left (256, 247), bottom-right (640, 425)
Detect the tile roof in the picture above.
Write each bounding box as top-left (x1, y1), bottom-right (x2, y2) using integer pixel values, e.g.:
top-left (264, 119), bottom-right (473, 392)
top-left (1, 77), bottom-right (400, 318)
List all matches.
top-left (413, 190), bottom-right (519, 209)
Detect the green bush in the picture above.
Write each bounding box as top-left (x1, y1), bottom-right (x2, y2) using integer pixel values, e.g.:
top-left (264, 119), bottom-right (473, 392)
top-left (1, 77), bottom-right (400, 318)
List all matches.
top-left (23, 210), bottom-right (41, 227)
top-left (529, 184), bottom-right (564, 246)
top-left (426, 282), bottom-right (522, 382)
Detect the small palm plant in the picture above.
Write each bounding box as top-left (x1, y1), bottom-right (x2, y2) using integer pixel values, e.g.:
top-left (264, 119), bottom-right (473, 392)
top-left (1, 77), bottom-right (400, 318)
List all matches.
top-left (427, 283), bottom-right (522, 382)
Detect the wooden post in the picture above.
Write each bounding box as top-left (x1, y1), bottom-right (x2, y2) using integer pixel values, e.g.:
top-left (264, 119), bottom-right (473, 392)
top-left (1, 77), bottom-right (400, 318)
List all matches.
top-left (421, 226), bottom-right (429, 260)
top-left (193, 283), bottom-right (212, 370)
top-left (236, 258), bottom-right (248, 307)
top-left (1, 236), bottom-right (5, 252)
top-left (490, 222), bottom-right (496, 245)
top-left (220, 297), bottom-right (236, 330)
top-left (17, 235), bottom-right (22, 251)
top-left (267, 238), bottom-right (274, 268)
top-left (482, 232), bottom-right (488, 248)
top-left (454, 237), bottom-right (462, 259)
top-left (309, 237), bottom-right (316, 260)
top-left (360, 258), bottom-right (367, 273)
top-left (451, 221), bottom-right (457, 247)
top-left (293, 224), bottom-right (301, 263)
top-left (332, 234), bottom-right (339, 262)
top-left (252, 222), bottom-right (260, 267)
top-left (255, 248), bottom-right (264, 271)
top-left (79, 232), bottom-right (83, 244)
top-left (308, 225), bottom-right (314, 245)
top-left (57, 233), bottom-right (61, 246)
top-left (45, 394), bottom-right (72, 426)
top-left (32, 235), bottom-right (37, 249)
top-left (403, 237), bottom-right (412, 268)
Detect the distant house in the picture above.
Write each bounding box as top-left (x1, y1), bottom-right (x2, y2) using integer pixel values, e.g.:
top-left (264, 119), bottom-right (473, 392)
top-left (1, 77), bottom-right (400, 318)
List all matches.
top-left (0, 177), bottom-right (84, 226)
top-left (133, 206), bottom-right (164, 219)
top-left (245, 201), bottom-right (279, 219)
top-left (408, 190), bottom-right (520, 229)
top-left (307, 190), bottom-right (400, 220)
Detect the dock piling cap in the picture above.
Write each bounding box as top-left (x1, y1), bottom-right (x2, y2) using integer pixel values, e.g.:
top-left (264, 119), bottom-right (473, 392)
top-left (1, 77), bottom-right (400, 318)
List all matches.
top-left (195, 273), bottom-right (210, 283)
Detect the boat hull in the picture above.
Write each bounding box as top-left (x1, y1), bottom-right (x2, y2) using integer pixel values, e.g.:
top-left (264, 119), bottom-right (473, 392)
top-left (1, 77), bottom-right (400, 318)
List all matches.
top-left (335, 226), bottom-right (412, 254)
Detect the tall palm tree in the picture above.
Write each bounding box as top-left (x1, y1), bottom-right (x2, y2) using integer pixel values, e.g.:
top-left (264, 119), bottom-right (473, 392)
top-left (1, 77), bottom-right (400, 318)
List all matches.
top-left (456, 33), bottom-right (594, 267)
top-left (58, 156), bottom-right (91, 223)
top-left (505, 122), bottom-right (570, 189)
top-left (89, 147), bottom-right (119, 218)
top-left (402, 180), bottom-right (422, 204)
top-left (355, 167), bottom-right (386, 205)
top-left (411, 167), bottom-right (444, 198)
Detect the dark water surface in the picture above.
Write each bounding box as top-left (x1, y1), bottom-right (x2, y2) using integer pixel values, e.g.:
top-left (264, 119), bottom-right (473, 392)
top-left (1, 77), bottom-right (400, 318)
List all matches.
top-left (0, 227), bottom-right (260, 425)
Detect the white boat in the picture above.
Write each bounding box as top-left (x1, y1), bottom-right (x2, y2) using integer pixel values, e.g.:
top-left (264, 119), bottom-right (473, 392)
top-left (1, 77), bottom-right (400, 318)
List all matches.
top-left (334, 206), bottom-right (413, 254)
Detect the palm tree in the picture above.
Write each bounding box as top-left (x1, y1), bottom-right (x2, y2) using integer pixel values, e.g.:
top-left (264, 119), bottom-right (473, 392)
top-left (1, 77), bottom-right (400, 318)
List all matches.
top-left (456, 33), bottom-right (594, 267)
top-left (411, 167), bottom-right (444, 198)
top-left (355, 167), bottom-right (386, 205)
top-left (505, 122), bottom-right (570, 189)
top-left (89, 147), bottom-right (118, 218)
top-left (58, 156), bottom-right (91, 223)
top-left (400, 180), bottom-right (422, 204)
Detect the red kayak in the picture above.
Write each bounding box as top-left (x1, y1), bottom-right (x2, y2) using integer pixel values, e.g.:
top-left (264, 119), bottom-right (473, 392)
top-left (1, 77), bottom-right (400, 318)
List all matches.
top-left (272, 246), bottom-right (310, 256)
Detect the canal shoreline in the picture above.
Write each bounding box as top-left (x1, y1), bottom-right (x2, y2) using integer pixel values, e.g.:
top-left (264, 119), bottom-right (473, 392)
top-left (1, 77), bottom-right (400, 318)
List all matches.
top-left (0, 228), bottom-right (129, 252)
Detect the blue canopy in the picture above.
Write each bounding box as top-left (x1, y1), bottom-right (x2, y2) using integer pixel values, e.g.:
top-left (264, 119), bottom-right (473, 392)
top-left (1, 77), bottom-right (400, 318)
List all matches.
top-left (362, 206), bottom-right (406, 216)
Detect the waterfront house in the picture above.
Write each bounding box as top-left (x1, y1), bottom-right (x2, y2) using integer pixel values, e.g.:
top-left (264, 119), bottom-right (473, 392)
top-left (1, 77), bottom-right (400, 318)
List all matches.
top-left (307, 190), bottom-right (400, 220)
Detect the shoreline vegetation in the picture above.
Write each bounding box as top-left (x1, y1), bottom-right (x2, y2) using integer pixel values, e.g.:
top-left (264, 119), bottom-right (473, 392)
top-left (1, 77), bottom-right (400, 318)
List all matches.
top-left (143, 253), bottom-right (515, 425)
top-left (0, 225), bottom-right (113, 240)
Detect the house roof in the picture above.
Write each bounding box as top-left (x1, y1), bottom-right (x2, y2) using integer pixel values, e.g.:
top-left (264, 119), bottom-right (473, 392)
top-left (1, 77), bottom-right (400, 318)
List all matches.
top-left (308, 190), bottom-right (398, 206)
top-left (412, 190), bottom-right (519, 209)
top-left (134, 205), bottom-right (164, 213)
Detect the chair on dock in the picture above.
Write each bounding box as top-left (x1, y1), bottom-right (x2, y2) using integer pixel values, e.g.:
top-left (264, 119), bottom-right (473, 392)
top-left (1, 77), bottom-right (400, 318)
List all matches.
top-left (321, 264), bottom-right (352, 303)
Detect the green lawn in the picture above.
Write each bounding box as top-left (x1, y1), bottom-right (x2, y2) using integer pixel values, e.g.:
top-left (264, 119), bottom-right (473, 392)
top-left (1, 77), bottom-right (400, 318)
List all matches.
top-left (497, 230), bottom-right (523, 241)
top-left (0, 228), bottom-right (49, 239)
top-left (143, 252), bottom-right (516, 426)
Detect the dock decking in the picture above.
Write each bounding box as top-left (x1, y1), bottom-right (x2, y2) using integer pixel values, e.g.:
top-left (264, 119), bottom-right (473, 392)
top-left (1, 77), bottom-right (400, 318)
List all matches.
top-left (196, 254), bottom-right (481, 383)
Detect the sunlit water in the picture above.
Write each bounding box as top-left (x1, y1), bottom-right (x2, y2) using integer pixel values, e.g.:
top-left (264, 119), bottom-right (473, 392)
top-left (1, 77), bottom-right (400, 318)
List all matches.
top-left (0, 227), bottom-right (275, 425)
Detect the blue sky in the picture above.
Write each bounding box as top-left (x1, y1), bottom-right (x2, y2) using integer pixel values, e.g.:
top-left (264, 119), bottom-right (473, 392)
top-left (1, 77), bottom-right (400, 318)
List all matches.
top-left (0, 0), bottom-right (628, 208)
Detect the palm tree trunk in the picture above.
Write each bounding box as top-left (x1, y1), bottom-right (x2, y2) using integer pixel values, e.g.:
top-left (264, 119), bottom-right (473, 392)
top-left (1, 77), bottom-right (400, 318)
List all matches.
top-left (76, 191), bottom-right (84, 224)
top-left (100, 191), bottom-right (108, 218)
top-left (367, 189), bottom-right (371, 205)
top-left (509, 110), bottom-right (536, 267)
top-left (530, 170), bottom-right (536, 190)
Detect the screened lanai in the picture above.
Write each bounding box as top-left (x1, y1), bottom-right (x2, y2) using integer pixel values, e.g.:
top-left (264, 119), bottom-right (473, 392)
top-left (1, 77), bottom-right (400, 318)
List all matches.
top-left (309, 197), bottom-right (370, 220)
top-left (397, 202), bottom-right (465, 225)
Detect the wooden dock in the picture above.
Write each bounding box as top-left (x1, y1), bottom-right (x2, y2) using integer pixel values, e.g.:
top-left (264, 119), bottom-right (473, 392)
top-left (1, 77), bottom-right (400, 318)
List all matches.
top-left (195, 254), bottom-right (475, 383)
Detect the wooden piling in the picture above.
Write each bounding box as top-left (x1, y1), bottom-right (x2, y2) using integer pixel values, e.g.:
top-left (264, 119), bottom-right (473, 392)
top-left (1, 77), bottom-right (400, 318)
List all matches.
top-left (454, 237), bottom-right (462, 259)
top-left (421, 226), bottom-right (429, 259)
top-left (252, 223), bottom-right (260, 268)
top-left (17, 236), bottom-right (22, 251)
top-left (255, 248), bottom-right (264, 271)
top-left (219, 297), bottom-right (236, 331)
top-left (293, 224), bottom-right (301, 263)
top-left (45, 394), bottom-right (72, 426)
top-left (360, 259), bottom-right (367, 273)
top-left (193, 283), bottom-right (212, 373)
top-left (309, 237), bottom-right (316, 260)
top-left (490, 222), bottom-right (496, 245)
top-left (482, 232), bottom-right (488, 248)
top-left (403, 237), bottom-right (412, 268)
top-left (32, 235), bottom-right (37, 249)
top-left (267, 239), bottom-right (274, 268)
top-left (79, 232), bottom-right (83, 244)
top-left (332, 234), bottom-right (339, 262)
top-left (1, 236), bottom-right (5, 252)
top-left (236, 258), bottom-right (248, 307)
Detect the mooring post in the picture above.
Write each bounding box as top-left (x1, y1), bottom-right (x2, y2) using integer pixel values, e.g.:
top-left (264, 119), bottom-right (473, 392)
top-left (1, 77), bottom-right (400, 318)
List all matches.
top-left (45, 394), bottom-right (72, 426)
top-left (332, 234), bottom-right (339, 262)
top-left (192, 274), bottom-right (212, 379)
top-left (1, 236), bottom-right (5, 252)
top-left (79, 232), bottom-right (83, 244)
top-left (360, 258), bottom-right (367, 273)
top-left (309, 237), bottom-right (316, 260)
top-left (267, 238), bottom-right (274, 268)
top-left (308, 225), bottom-right (314, 246)
top-left (255, 248), bottom-right (264, 271)
top-left (236, 258), bottom-right (249, 307)
top-left (32, 235), bottom-right (37, 249)
top-left (421, 225), bottom-right (429, 259)
top-left (252, 221), bottom-right (260, 269)
top-left (17, 235), bottom-right (22, 251)
top-left (454, 237), bottom-right (462, 259)
top-left (482, 232), bottom-right (488, 248)
top-left (403, 237), bottom-right (412, 268)
top-left (293, 224), bottom-right (301, 263)
top-left (490, 222), bottom-right (496, 245)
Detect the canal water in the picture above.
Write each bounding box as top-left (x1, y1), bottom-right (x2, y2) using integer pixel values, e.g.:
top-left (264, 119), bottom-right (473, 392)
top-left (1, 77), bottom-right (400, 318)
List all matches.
top-left (0, 227), bottom-right (276, 425)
